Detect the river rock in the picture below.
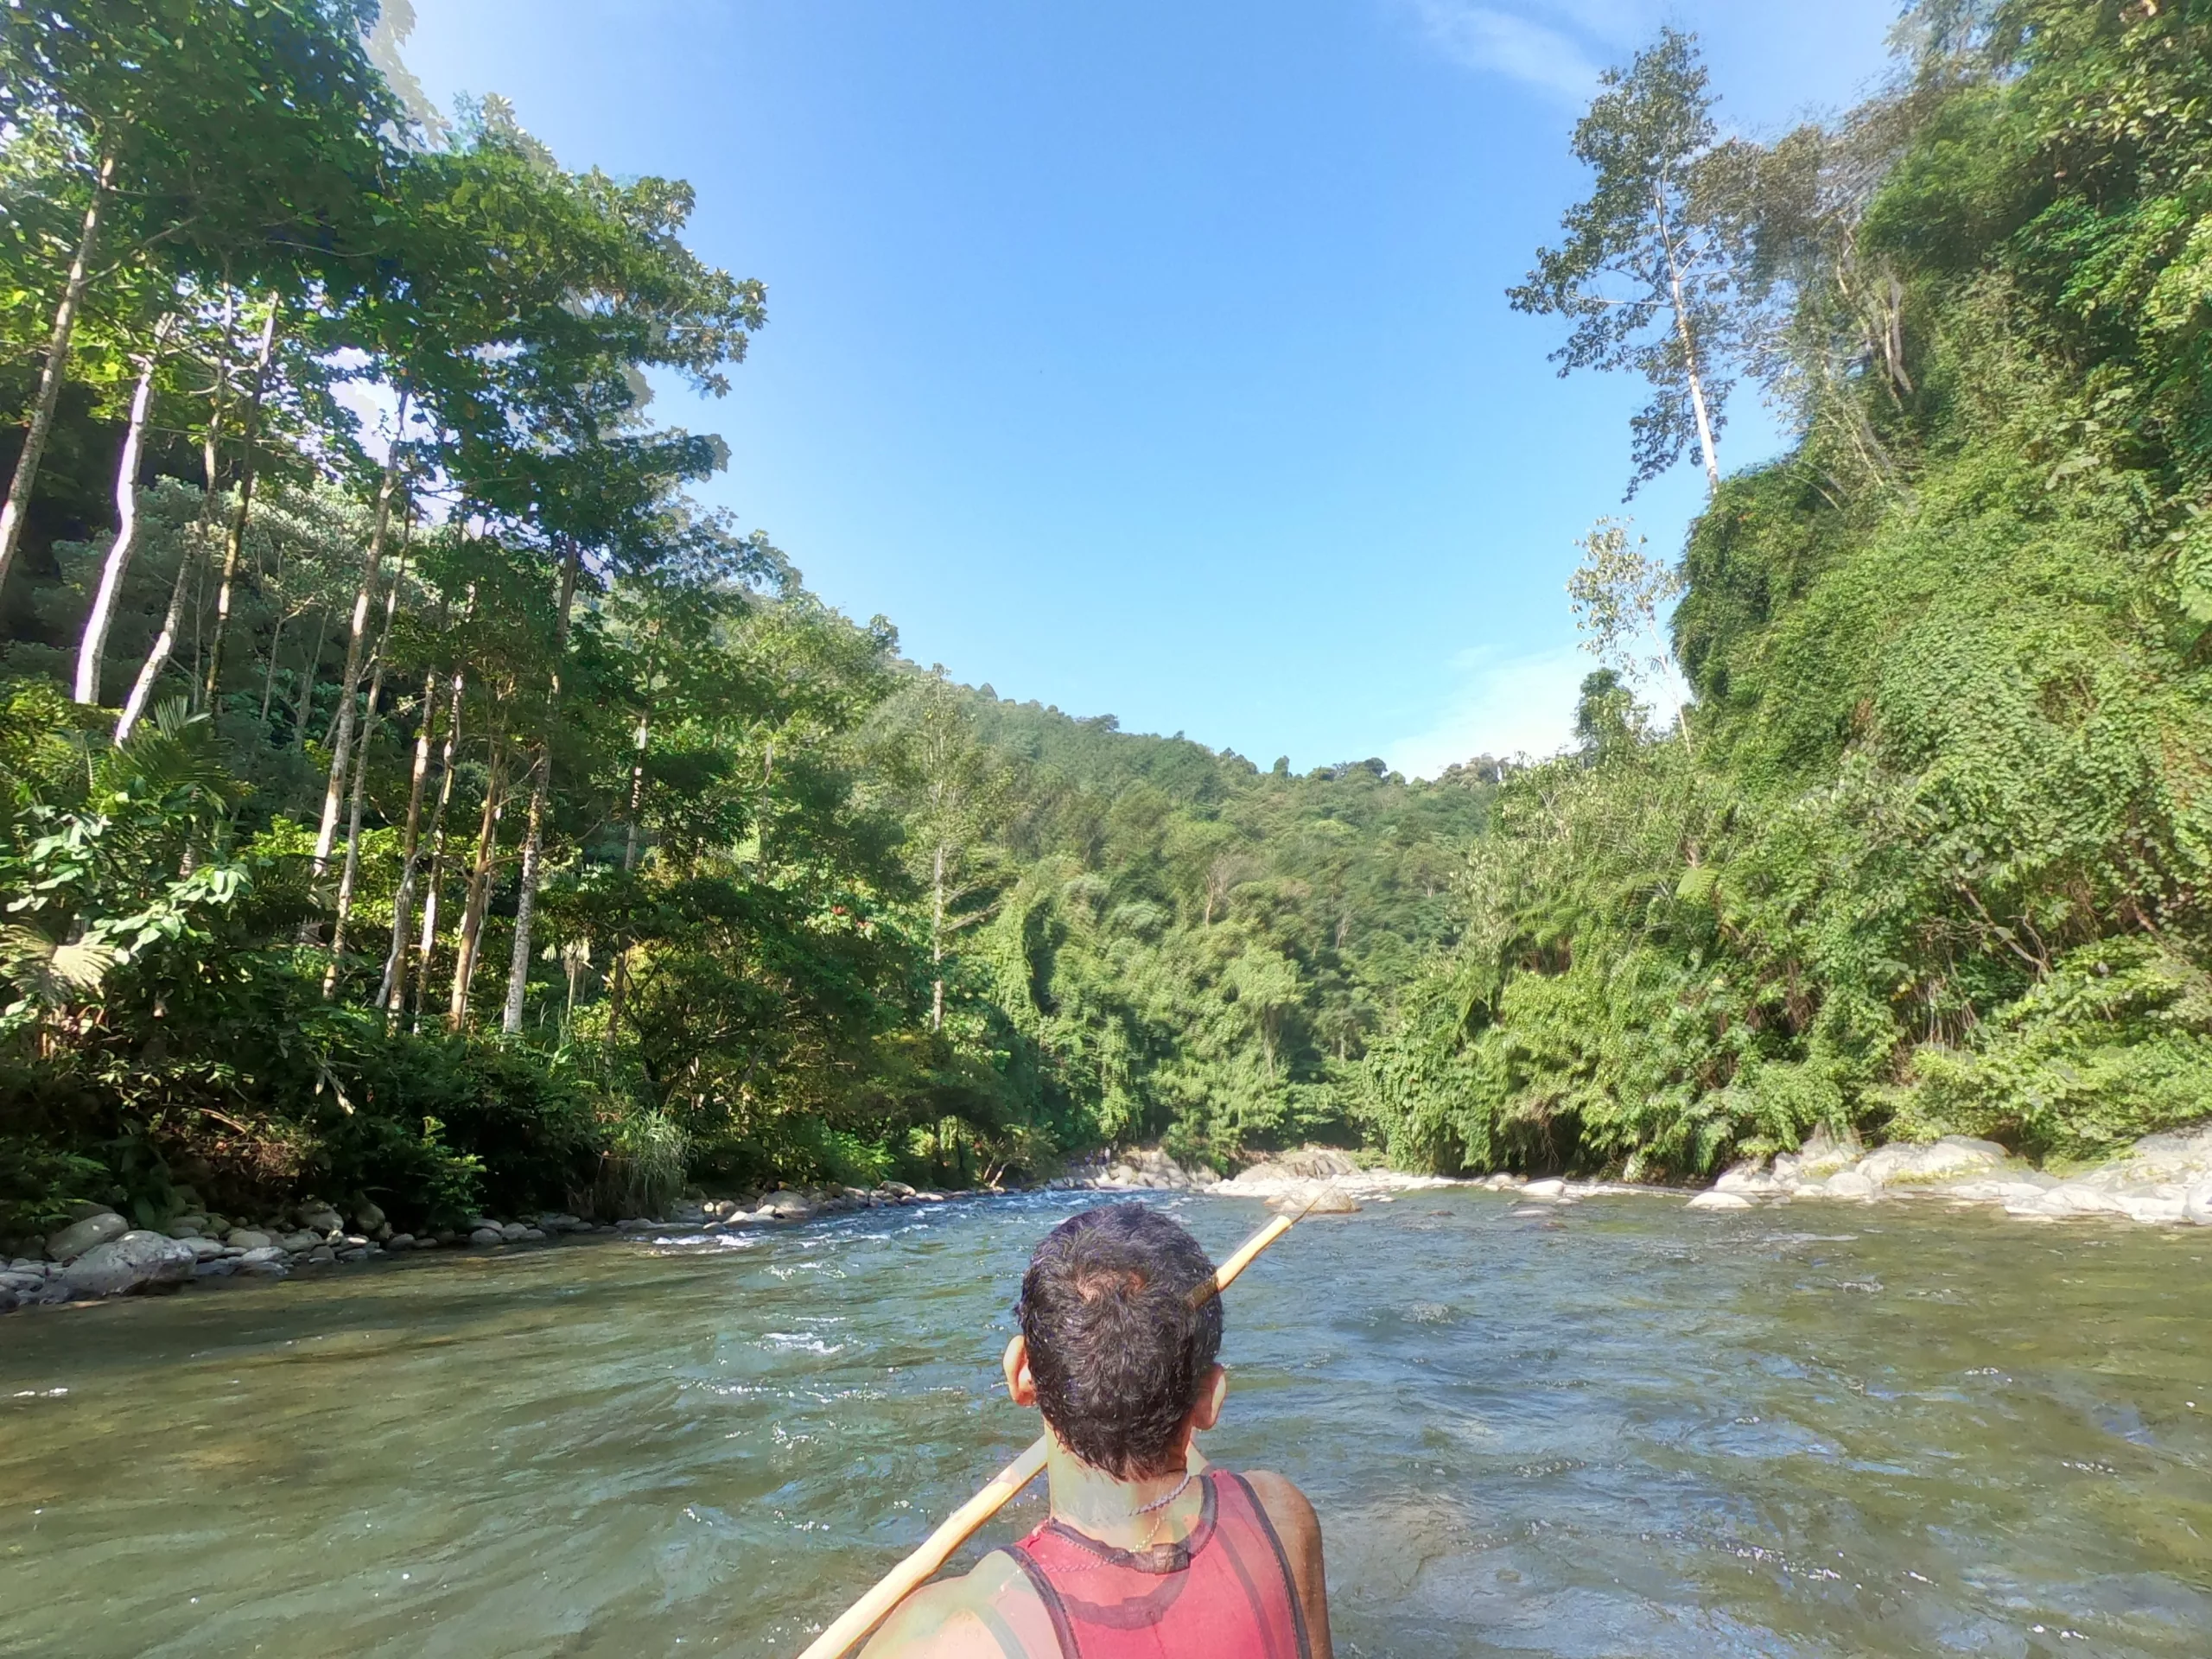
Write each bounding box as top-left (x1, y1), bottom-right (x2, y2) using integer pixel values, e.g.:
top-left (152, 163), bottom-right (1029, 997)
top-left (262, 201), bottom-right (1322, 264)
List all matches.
top-left (769, 1199), bottom-right (816, 1222)
top-left (45, 1211), bottom-right (128, 1263)
top-left (226, 1229), bottom-right (273, 1250)
top-left (1478, 1172), bottom-right (1526, 1190)
top-left (2103, 1122), bottom-right (2212, 1185)
top-left (2178, 1179), bottom-right (2212, 1225)
top-left (296, 1201), bottom-right (344, 1236)
top-left (184, 1236), bottom-right (229, 1262)
top-left (1521, 1179), bottom-right (1567, 1199)
top-left (1688, 1190), bottom-right (1753, 1211)
top-left (468, 1226), bottom-right (505, 1247)
top-left (1820, 1171), bottom-right (1878, 1199)
top-left (166, 1218), bottom-right (204, 1239)
top-left (879, 1180), bottom-right (917, 1198)
top-left (1773, 1124), bottom-right (1864, 1185)
top-left (1858, 1136), bottom-right (2009, 1186)
top-left (499, 1222), bottom-right (531, 1242)
top-left (194, 1258), bottom-right (237, 1279)
top-left (0, 1270), bottom-right (45, 1294)
top-left (383, 1232), bottom-right (414, 1250)
top-left (61, 1230), bottom-right (196, 1296)
top-left (353, 1200), bottom-right (387, 1232)
top-left (1268, 1190), bottom-right (1362, 1215)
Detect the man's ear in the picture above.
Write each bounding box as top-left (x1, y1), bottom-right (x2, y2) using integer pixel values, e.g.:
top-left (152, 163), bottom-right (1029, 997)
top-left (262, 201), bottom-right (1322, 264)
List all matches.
top-left (1190, 1363), bottom-right (1227, 1433)
top-left (1003, 1334), bottom-right (1039, 1407)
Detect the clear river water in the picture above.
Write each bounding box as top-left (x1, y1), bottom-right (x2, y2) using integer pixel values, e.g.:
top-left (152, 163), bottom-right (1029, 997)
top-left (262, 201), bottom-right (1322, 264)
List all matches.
top-left (3, 1189), bottom-right (2208, 1658)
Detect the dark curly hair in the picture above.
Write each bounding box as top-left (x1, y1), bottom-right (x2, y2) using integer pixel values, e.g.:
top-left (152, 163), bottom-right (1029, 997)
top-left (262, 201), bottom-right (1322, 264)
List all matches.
top-left (1016, 1204), bottom-right (1224, 1479)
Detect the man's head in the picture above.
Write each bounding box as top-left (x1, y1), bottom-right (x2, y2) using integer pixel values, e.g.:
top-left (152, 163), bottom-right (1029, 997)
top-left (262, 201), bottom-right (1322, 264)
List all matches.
top-left (1009, 1204), bottom-right (1224, 1479)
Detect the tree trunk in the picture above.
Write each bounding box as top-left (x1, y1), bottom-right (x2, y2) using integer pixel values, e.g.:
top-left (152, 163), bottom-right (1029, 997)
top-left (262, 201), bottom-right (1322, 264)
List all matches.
top-left (448, 731), bottom-right (506, 1031)
top-left (607, 709), bottom-right (651, 1039)
top-left (1654, 181), bottom-right (1721, 493)
top-left (322, 532), bottom-right (410, 997)
top-left (289, 608), bottom-right (328, 748)
top-left (409, 677), bottom-right (467, 1033)
top-left (257, 612), bottom-right (287, 728)
top-left (121, 319), bottom-right (235, 743)
top-left (0, 153), bottom-right (114, 596)
top-left (499, 543), bottom-right (581, 1035)
top-left (378, 657), bottom-right (446, 1019)
top-left (931, 840), bottom-right (946, 1033)
top-left (73, 315), bottom-right (175, 706)
top-left (311, 390), bottom-right (410, 881)
top-left (200, 300), bottom-right (282, 709)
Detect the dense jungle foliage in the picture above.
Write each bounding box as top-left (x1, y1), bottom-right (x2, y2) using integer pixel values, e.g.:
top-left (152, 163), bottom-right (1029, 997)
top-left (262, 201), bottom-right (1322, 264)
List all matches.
top-left (1367, 0), bottom-right (2212, 1178)
top-left (5, 1), bottom-right (2204, 1236)
top-left (0, 1), bottom-right (1491, 1236)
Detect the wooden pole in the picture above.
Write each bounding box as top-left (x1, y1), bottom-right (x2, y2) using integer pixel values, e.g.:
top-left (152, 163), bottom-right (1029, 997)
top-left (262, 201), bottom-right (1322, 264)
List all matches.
top-left (794, 1205), bottom-right (1309, 1659)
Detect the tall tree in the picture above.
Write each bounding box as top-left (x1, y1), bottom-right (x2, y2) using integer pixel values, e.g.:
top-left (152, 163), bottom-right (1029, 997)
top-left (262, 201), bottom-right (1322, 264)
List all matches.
top-left (1509, 28), bottom-right (1738, 495)
top-left (0, 0), bottom-right (392, 594)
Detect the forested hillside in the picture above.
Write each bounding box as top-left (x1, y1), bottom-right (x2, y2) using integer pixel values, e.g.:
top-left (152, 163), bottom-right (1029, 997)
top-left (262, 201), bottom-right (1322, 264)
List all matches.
top-left (1370, 0), bottom-right (2212, 1178)
top-left (4, 0), bottom-right (2204, 1236)
top-left (0, 0), bottom-right (1489, 1236)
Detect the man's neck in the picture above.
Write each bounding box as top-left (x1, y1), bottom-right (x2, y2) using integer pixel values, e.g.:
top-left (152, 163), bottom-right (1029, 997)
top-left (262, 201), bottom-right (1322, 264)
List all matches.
top-left (1041, 1434), bottom-right (1210, 1549)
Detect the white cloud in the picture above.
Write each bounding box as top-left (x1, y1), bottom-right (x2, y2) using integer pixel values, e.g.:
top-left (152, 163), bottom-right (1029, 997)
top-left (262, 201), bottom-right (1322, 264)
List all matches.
top-left (1384, 644), bottom-right (1588, 779)
top-left (1398, 0), bottom-right (1651, 101)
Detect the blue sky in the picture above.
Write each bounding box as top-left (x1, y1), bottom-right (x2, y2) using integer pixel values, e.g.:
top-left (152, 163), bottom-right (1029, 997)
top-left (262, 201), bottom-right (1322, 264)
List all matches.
top-left (397, 0), bottom-right (1900, 774)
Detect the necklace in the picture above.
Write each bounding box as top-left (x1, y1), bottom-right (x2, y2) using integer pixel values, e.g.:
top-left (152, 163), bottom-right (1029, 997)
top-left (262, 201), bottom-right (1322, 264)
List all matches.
top-left (1127, 1471), bottom-right (1194, 1517)
top-left (1125, 1471), bottom-right (1195, 1548)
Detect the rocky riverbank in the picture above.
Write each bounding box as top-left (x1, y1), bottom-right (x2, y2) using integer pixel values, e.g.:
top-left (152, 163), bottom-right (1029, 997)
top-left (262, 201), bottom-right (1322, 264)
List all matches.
top-left (1090, 1126), bottom-right (2212, 1230)
top-left (0, 1179), bottom-right (979, 1314)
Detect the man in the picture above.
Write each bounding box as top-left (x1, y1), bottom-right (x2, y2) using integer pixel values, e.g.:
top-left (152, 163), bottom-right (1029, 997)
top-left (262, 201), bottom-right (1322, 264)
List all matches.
top-left (863, 1203), bottom-right (1332, 1658)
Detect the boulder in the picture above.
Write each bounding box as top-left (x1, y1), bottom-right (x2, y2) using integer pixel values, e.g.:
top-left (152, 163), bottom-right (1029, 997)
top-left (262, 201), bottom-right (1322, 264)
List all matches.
top-left (45, 1211), bottom-right (128, 1263)
top-left (185, 1236), bottom-right (229, 1262)
top-left (1773, 1124), bottom-right (1864, 1185)
top-left (879, 1180), bottom-right (918, 1198)
top-left (353, 1200), bottom-right (387, 1232)
top-left (2185, 1179), bottom-right (2212, 1226)
top-left (468, 1226), bottom-right (505, 1247)
top-left (1715, 1159), bottom-right (1788, 1197)
top-left (769, 1200), bottom-right (816, 1222)
top-left (1521, 1179), bottom-right (1567, 1199)
top-left (1688, 1191), bottom-right (1753, 1211)
top-left (615, 1218), bottom-right (655, 1232)
top-left (1268, 1190), bottom-right (1361, 1215)
top-left (65, 1198), bottom-right (118, 1221)
top-left (276, 1230), bottom-right (322, 1254)
top-left (385, 1233), bottom-right (416, 1251)
top-left (1479, 1172), bottom-right (1526, 1191)
top-left (296, 1201), bottom-right (344, 1236)
top-left (1821, 1171), bottom-right (1878, 1199)
top-left (61, 1230), bottom-right (196, 1296)
top-left (238, 1246), bottom-right (288, 1266)
top-left (2094, 1123), bottom-right (2212, 1188)
top-left (499, 1222), bottom-right (531, 1242)
top-left (1859, 1136), bottom-right (2008, 1186)
top-left (226, 1229), bottom-right (273, 1250)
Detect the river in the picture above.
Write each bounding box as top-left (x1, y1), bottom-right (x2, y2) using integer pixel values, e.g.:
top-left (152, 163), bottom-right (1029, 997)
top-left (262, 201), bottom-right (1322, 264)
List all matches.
top-left (2, 1190), bottom-right (2207, 1657)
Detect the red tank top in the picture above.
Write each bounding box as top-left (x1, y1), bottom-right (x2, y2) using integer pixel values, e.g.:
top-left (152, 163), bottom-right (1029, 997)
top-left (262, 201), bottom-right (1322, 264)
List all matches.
top-left (1001, 1471), bottom-right (1312, 1659)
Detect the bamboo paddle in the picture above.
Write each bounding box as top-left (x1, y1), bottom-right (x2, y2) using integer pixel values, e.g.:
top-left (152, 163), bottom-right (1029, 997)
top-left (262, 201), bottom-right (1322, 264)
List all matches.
top-left (794, 1202), bottom-right (1315, 1659)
